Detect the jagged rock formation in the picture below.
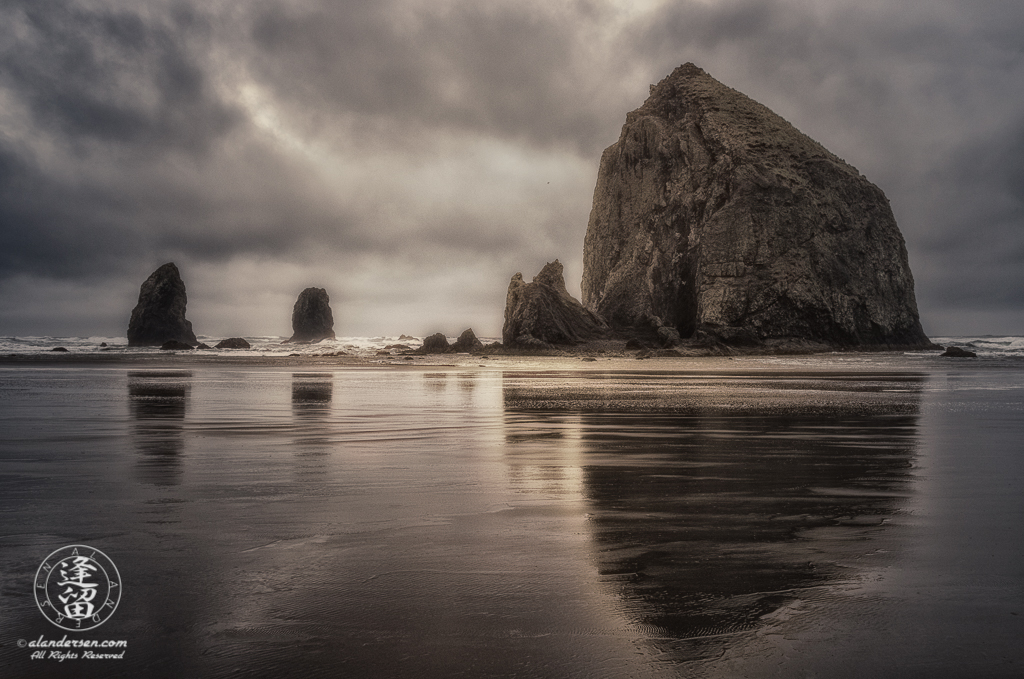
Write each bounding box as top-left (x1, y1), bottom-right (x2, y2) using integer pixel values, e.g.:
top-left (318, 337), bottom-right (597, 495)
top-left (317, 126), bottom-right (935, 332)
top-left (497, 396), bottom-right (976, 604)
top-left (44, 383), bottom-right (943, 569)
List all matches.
top-left (503, 260), bottom-right (607, 347)
top-left (413, 329), bottom-right (486, 354)
top-left (288, 288), bottom-right (335, 343)
top-left (127, 263), bottom-right (198, 347)
top-left (582, 63), bottom-right (931, 348)
top-left (452, 328), bottom-right (484, 353)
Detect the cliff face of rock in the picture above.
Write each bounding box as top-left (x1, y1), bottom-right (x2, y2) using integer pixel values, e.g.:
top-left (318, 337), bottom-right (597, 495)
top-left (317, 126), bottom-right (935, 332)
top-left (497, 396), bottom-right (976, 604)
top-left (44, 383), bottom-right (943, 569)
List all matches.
top-left (503, 260), bottom-right (607, 347)
top-left (289, 288), bottom-right (335, 343)
top-left (582, 63), bottom-right (930, 347)
top-left (127, 263), bottom-right (198, 346)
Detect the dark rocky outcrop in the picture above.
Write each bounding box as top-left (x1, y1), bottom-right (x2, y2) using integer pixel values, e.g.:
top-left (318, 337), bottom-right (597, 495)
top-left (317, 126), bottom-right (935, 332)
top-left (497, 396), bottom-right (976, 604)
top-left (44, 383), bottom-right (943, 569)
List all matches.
top-left (127, 263), bottom-right (198, 347)
top-left (418, 333), bottom-right (451, 354)
top-left (503, 260), bottom-right (607, 347)
top-left (215, 338), bottom-right (251, 349)
top-left (288, 288), bottom-right (335, 343)
top-left (940, 346), bottom-right (977, 358)
top-left (582, 63), bottom-right (932, 349)
top-left (160, 340), bottom-right (195, 351)
top-left (452, 328), bottom-right (484, 353)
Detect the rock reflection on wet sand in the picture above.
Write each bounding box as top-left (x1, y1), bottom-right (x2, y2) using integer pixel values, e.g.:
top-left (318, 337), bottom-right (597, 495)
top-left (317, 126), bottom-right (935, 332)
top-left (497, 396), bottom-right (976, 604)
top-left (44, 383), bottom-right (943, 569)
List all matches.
top-left (129, 370), bottom-right (191, 486)
top-left (502, 370), bottom-right (923, 664)
top-left (291, 373), bottom-right (333, 413)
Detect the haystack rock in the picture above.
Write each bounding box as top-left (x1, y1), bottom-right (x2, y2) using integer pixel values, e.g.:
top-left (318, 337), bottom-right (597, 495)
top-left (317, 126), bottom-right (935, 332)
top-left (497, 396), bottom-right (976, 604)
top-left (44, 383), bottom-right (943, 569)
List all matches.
top-left (503, 260), bottom-right (607, 347)
top-left (582, 63), bottom-right (931, 348)
top-left (127, 263), bottom-right (198, 347)
top-left (288, 288), bottom-right (336, 343)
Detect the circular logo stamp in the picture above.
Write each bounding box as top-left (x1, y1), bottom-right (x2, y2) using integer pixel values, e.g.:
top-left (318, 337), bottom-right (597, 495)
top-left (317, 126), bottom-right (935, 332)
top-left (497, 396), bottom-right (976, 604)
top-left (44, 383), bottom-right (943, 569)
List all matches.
top-left (34, 545), bottom-right (122, 631)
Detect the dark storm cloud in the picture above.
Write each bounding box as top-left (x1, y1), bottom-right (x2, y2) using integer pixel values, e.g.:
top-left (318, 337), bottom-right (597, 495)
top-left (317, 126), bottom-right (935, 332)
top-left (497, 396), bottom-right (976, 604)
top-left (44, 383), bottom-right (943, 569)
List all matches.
top-left (0, 132), bottom-right (359, 280)
top-left (246, 0), bottom-right (631, 156)
top-left (0, 144), bottom-right (144, 278)
top-left (0, 0), bottom-right (606, 285)
top-left (1, 1), bottom-right (238, 154)
top-left (0, 0), bottom-right (243, 283)
top-left (915, 115), bottom-right (1024, 309)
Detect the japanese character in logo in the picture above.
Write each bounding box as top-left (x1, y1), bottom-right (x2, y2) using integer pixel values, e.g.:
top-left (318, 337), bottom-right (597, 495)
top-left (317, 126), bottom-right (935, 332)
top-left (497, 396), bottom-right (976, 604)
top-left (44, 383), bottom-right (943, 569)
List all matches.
top-left (34, 545), bottom-right (122, 631)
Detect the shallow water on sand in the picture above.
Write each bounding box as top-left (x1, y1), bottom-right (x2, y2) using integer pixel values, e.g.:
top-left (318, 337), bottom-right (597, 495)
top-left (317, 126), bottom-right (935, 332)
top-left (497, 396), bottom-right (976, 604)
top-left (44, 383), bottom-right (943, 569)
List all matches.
top-left (0, 361), bottom-right (1022, 678)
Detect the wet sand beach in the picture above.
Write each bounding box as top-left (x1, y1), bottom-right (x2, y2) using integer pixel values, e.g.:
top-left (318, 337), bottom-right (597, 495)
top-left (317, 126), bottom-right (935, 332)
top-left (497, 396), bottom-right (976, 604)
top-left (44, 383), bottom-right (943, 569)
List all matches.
top-left (0, 353), bottom-right (1022, 677)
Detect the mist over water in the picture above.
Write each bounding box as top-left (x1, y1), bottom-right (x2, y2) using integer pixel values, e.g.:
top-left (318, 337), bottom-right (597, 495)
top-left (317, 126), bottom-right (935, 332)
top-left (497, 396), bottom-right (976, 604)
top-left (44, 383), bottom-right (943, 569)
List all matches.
top-left (0, 363), bottom-right (1021, 677)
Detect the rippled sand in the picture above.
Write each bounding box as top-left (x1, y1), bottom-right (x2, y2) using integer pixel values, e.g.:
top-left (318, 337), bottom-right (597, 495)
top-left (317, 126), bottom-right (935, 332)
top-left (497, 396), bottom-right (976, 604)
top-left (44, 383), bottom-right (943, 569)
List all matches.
top-left (1, 355), bottom-right (1022, 677)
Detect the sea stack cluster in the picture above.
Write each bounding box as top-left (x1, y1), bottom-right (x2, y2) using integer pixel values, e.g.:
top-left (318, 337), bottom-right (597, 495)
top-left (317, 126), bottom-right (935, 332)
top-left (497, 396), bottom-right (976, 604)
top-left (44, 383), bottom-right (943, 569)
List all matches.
top-left (505, 63), bottom-right (931, 350)
top-left (415, 328), bottom-right (486, 354)
top-left (126, 264), bottom-right (338, 348)
top-left (127, 65), bottom-right (932, 355)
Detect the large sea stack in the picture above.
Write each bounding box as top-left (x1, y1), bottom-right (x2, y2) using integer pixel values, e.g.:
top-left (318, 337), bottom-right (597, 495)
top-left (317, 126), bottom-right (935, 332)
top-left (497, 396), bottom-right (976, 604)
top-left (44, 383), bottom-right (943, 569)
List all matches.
top-left (582, 63), bottom-right (931, 348)
top-left (288, 288), bottom-right (335, 343)
top-left (503, 260), bottom-right (607, 347)
top-left (127, 263), bottom-right (198, 347)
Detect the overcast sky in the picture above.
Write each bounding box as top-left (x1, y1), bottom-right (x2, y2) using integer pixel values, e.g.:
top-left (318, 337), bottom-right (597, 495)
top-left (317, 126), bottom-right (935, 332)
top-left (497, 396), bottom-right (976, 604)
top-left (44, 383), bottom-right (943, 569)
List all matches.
top-left (1, 0), bottom-right (1022, 339)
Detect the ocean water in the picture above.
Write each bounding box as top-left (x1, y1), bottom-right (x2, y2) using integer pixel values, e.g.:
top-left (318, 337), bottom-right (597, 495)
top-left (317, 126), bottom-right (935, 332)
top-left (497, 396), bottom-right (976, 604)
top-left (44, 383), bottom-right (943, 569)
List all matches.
top-left (930, 335), bottom-right (1024, 358)
top-left (2, 334), bottom-right (1024, 359)
top-left (0, 358), bottom-right (1022, 677)
top-left (0, 334), bottom-right (460, 358)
